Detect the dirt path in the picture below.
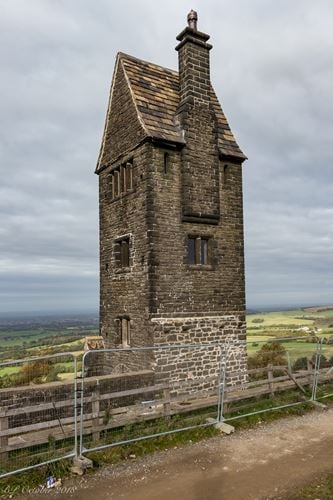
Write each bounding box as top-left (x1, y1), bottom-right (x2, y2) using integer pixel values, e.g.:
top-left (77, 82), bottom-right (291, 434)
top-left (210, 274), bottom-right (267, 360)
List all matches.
top-left (22, 408), bottom-right (333, 500)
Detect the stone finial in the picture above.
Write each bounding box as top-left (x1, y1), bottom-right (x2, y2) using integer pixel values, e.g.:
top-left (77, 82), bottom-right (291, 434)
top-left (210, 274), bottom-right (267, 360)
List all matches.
top-left (187, 9), bottom-right (198, 30)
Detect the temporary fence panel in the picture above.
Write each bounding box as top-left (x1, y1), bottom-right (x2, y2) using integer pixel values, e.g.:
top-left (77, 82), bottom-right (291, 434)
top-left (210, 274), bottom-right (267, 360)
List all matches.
top-left (79, 344), bottom-right (225, 455)
top-left (314, 338), bottom-right (333, 401)
top-left (0, 354), bottom-right (77, 478)
top-left (221, 336), bottom-right (321, 423)
top-left (1, 336), bottom-right (331, 478)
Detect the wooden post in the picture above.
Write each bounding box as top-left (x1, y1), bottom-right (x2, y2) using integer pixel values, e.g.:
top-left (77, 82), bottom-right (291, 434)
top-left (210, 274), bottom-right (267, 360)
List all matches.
top-left (307, 358), bottom-right (313, 386)
top-left (0, 410), bottom-right (9, 464)
top-left (163, 388), bottom-right (171, 416)
top-left (267, 364), bottom-right (275, 397)
top-left (91, 381), bottom-right (100, 442)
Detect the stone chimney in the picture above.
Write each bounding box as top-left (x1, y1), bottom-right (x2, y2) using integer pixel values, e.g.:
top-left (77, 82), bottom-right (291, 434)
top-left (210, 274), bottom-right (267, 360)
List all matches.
top-left (176, 11), bottom-right (219, 223)
top-left (176, 10), bottom-right (212, 108)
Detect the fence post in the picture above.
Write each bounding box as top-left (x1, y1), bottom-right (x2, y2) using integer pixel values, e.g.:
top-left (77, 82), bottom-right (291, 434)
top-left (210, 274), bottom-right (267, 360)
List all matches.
top-left (267, 364), bottom-right (275, 396)
top-left (0, 410), bottom-right (9, 464)
top-left (163, 387), bottom-right (171, 416)
top-left (91, 380), bottom-right (100, 442)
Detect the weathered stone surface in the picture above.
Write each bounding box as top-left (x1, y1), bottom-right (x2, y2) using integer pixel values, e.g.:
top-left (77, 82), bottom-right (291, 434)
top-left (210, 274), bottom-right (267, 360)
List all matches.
top-left (96, 16), bottom-right (248, 383)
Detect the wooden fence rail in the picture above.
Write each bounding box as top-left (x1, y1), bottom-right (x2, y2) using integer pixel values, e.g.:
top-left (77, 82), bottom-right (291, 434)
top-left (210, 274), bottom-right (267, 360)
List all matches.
top-left (1, 365), bottom-right (333, 459)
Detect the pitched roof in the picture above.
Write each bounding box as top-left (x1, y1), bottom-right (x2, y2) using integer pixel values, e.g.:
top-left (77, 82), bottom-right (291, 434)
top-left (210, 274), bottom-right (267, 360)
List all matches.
top-left (120, 53), bottom-right (185, 146)
top-left (97, 52), bottom-right (246, 172)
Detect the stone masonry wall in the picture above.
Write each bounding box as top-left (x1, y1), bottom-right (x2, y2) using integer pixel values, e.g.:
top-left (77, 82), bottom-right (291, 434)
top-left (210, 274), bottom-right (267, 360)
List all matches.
top-left (149, 145), bottom-right (245, 314)
top-left (152, 315), bottom-right (247, 391)
top-left (99, 141), bottom-right (153, 372)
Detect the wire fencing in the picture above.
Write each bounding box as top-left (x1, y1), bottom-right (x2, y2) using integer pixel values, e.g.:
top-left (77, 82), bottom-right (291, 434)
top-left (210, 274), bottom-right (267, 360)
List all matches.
top-left (79, 344), bottom-right (226, 456)
top-left (221, 336), bottom-right (321, 423)
top-left (1, 336), bottom-right (333, 479)
top-left (0, 353), bottom-right (77, 478)
top-left (315, 339), bottom-right (333, 401)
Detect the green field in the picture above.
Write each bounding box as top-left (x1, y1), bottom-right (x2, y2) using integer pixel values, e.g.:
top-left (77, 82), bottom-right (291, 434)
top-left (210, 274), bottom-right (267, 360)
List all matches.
top-left (247, 306), bottom-right (333, 339)
top-left (0, 307), bottom-right (332, 384)
top-left (246, 306), bottom-right (333, 366)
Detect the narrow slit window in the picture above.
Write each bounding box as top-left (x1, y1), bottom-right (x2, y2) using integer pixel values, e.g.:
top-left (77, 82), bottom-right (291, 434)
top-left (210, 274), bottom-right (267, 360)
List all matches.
top-left (121, 239), bottom-right (130, 267)
top-left (121, 318), bottom-right (130, 348)
top-left (120, 165), bottom-right (126, 193)
top-left (114, 170), bottom-right (120, 197)
top-left (125, 162), bottom-right (133, 190)
top-left (223, 164), bottom-right (228, 186)
top-left (163, 152), bottom-right (169, 174)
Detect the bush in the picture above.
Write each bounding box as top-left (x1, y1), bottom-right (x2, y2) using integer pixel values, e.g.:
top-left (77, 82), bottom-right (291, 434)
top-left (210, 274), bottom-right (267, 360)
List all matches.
top-left (19, 359), bottom-right (53, 384)
top-left (312, 354), bottom-right (331, 368)
top-left (248, 342), bottom-right (287, 370)
top-left (256, 342), bottom-right (287, 367)
top-left (293, 357), bottom-right (308, 371)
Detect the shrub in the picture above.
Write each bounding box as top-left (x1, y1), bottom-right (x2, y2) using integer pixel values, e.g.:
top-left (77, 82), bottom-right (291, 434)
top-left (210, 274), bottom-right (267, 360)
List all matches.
top-left (293, 357), bottom-right (308, 371)
top-left (248, 342), bottom-right (287, 370)
top-left (19, 359), bottom-right (53, 384)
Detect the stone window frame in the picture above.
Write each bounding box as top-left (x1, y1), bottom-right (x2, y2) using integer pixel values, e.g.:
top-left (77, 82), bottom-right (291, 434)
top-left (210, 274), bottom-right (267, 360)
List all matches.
top-left (186, 235), bottom-right (214, 269)
top-left (163, 151), bottom-right (170, 174)
top-left (108, 159), bottom-right (134, 201)
top-left (114, 316), bottom-right (131, 348)
top-left (114, 234), bottom-right (133, 272)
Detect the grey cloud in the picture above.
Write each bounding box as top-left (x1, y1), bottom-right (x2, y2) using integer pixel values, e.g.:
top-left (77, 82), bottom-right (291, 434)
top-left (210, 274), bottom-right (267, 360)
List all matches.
top-left (0, 0), bottom-right (332, 313)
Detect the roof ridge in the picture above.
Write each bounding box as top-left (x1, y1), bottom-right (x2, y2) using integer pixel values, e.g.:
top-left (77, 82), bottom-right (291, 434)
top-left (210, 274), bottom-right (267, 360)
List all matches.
top-left (118, 52), bottom-right (178, 76)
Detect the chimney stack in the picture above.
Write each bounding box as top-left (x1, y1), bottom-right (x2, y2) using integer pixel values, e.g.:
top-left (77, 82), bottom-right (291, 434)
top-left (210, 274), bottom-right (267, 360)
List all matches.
top-left (176, 10), bottom-right (212, 108)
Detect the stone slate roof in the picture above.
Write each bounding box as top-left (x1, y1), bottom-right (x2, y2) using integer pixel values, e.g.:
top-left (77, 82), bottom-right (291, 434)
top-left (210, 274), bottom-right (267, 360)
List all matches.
top-left (120, 53), bottom-right (185, 146)
top-left (97, 52), bottom-right (246, 171)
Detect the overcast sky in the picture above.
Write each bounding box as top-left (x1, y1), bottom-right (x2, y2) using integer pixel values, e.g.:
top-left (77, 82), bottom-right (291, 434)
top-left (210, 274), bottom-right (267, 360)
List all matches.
top-left (0, 0), bottom-right (332, 314)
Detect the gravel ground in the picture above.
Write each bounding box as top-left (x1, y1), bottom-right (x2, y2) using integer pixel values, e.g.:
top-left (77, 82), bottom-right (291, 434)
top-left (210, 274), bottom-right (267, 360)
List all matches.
top-left (17, 407), bottom-right (333, 500)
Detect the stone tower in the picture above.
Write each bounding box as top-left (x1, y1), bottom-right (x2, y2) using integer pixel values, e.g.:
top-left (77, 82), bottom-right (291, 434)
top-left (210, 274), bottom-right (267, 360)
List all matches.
top-left (95, 11), bottom-right (247, 379)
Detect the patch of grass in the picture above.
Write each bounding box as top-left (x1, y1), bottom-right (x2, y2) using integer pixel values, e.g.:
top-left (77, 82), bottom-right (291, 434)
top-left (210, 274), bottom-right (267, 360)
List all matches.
top-left (281, 472), bottom-right (333, 499)
top-left (87, 425), bottom-right (219, 468)
top-left (0, 366), bottom-right (21, 377)
top-left (0, 459), bottom-right (72, 497)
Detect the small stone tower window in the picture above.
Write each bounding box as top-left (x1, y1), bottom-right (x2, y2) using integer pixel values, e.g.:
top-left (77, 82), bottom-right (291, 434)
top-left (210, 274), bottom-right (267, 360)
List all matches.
top-left (125, 161), bottom-right (133, 190)
top-left (121, 318), bottom-right (131, 348)
top-left (114, 170), bottom-right (120, 197)
top-left (109, 160), bottom-right (133, 200)
top-left (115, 317), bottom-right (131, 347)
top-left (187, 236), bottom-right (210, 265)
top-left (114, 237), bottom-right (130, 268)
top-left (222, 164), bottom-right (229, 186)
top-left (163, 152), bottom-right (169, 174)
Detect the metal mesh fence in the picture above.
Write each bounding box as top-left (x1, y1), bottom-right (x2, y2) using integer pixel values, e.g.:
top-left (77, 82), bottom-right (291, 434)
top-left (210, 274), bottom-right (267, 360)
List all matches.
top-left (222, 336), bottom-right (320, 422)
top-left (79, 345), bottom-right (224, 455)
top-left (315, 340), bottom-right (333, 401)
top-left (1, 336), bottom-right (332, 478)
top-left (0, 354), bottom-right (77, 478)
